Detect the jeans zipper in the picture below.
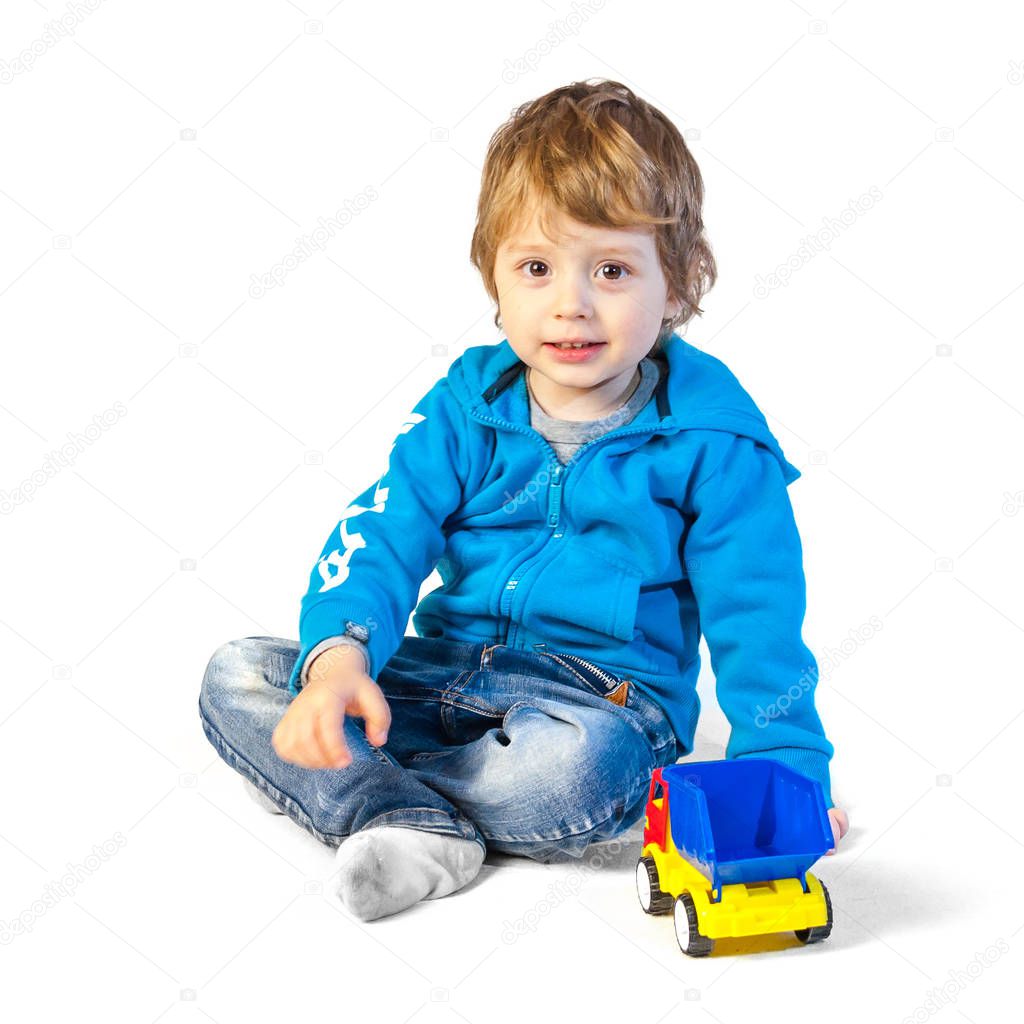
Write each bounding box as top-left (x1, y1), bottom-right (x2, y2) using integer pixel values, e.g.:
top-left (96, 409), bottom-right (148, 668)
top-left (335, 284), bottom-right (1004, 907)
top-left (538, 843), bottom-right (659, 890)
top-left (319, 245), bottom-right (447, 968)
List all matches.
top-left (536, 648), bottom-right (623, 694)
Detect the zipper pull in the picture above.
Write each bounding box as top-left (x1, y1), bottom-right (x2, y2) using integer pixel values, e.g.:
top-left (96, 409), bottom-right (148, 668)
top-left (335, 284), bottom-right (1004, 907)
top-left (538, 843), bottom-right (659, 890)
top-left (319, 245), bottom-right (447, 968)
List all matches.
top-left (547, 464), bottom-right (563, 527)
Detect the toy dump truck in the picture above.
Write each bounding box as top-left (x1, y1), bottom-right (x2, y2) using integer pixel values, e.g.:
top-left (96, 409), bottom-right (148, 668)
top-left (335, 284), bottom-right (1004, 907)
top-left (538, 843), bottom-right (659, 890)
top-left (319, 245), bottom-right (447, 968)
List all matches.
top-left (635, 758), bottom-right (834, 956)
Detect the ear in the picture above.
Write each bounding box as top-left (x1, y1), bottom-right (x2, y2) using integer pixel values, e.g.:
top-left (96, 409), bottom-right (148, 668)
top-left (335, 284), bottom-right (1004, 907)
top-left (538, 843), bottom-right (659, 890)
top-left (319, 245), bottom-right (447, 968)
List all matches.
top-left (663, 291), bottom-right (684, 321)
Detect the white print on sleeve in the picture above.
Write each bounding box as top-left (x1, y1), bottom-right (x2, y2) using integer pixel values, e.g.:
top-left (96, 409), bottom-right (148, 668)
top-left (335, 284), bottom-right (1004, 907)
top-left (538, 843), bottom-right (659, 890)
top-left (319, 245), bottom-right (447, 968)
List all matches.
top-left (315, 413), bottom-right (426, 594)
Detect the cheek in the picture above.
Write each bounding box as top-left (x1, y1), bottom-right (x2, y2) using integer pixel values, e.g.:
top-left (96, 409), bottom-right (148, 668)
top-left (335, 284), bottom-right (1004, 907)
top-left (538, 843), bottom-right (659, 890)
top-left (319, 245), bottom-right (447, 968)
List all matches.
top-left (499, 285), bottom-right (539, 318)
top-left (630, 284), bottom-right (671, 323)
top-left (603, 289), bottom-right (661, 330)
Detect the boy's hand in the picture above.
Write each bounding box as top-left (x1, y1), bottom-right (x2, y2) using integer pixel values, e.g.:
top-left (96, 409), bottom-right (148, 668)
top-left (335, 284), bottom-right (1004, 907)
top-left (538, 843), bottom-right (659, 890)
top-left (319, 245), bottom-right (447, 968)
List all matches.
top-left (826, 807), bottom-right (849, 855)
top-left (271, 646), bottom-right (391, 770)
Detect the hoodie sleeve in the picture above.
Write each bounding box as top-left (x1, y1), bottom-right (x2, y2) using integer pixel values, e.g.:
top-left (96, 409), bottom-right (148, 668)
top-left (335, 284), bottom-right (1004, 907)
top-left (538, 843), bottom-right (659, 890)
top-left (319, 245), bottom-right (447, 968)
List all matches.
top-left (682, 435), bottom-right (836, 807)
top-left (287, 376), bottom-right (467, 698)
top-left (299, 635), bottom-right (370, 688)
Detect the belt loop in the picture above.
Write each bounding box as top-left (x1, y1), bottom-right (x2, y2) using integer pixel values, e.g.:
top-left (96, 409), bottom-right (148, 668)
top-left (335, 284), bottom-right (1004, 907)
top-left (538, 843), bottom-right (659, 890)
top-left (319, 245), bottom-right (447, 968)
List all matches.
top-left (481, 642), bottom-right (502, 669)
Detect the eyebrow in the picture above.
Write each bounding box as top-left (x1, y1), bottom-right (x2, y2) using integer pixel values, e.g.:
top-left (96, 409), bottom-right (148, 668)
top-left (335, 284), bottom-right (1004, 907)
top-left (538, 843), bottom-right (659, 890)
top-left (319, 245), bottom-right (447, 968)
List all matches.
top-left (504, 242), bottom-right (647, 258)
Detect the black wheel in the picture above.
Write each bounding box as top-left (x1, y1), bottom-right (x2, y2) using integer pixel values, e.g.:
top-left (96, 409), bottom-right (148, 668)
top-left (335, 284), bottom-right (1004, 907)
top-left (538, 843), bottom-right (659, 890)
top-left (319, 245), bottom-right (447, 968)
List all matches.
top-left (635, 856), bottom-right (674, 914)
top-left (794, 879), bottom-right (833, 944)
top-left (673, 893), bottom-right (714, 957)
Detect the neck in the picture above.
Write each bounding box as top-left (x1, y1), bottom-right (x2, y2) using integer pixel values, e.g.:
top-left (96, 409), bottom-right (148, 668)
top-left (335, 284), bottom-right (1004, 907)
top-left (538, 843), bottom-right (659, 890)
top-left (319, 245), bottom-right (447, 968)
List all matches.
top-left (527, 363), bottom-right (642, 421)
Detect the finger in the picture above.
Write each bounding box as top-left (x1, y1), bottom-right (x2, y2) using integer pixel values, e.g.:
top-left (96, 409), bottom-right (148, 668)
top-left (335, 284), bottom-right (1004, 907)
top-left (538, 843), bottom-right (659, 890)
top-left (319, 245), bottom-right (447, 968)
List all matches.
top-left (296, 710), bottom-right (332, 769)
top-left (829, 808), bottom-right (848, 841)
top-left (271, 718), bottom-right (295, 764)
top-left (826, 810), bottom-right (843, 853)
top-left (355, 685), bottom-right (391, 746)
top-left (315, 704), bottom-right (351, 768)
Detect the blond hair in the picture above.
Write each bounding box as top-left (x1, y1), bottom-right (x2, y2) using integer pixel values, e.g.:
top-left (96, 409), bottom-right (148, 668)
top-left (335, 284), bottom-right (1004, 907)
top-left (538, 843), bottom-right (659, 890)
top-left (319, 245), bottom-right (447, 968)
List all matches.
top-left (470, 78), bottom-right (716, 349)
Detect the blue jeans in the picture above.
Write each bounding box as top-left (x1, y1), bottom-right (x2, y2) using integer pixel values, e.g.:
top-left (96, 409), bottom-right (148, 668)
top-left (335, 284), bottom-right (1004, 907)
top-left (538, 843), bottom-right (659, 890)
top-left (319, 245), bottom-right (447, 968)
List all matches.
top-left (198, 634), bottom-right (678, 864)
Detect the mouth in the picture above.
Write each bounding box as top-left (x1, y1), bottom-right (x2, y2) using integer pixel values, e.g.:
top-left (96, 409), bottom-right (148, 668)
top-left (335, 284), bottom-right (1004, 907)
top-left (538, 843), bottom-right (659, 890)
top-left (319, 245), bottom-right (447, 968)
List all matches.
top-left (542, 340), bottom-right (606, 362)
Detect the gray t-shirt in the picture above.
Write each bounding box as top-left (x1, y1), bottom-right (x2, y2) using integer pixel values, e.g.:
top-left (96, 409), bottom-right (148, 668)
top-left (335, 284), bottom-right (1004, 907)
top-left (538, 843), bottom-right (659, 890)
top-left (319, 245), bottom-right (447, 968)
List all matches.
top-left (527, 356), bottom-right (662, 464)
top-left (298, 356), bottom-right (663, 687)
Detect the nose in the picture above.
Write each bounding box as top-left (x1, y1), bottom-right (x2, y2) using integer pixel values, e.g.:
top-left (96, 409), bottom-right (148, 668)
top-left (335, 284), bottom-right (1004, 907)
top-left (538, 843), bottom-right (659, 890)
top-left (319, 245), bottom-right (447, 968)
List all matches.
top-left (553, 270), bottom-right (593, 321)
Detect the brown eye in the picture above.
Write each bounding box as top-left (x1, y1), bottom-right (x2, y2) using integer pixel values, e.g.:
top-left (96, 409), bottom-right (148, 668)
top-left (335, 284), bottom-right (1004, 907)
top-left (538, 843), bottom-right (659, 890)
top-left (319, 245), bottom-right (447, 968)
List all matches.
top-left (601, 263), bottom-right (627, 281)
top-left (526, 260), bottom-right (548, 277)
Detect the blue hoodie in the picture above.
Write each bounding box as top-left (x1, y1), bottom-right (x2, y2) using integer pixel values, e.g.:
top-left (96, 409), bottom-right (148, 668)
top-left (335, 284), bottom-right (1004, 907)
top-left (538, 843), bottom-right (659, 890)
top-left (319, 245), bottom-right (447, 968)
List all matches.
top-left (288, 333), bottom-right (836, 806)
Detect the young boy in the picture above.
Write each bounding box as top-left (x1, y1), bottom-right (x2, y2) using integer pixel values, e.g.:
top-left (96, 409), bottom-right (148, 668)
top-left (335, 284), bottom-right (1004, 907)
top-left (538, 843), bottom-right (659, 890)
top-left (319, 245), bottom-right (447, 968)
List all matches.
top-left (199, 78), bottom-right (847, 923)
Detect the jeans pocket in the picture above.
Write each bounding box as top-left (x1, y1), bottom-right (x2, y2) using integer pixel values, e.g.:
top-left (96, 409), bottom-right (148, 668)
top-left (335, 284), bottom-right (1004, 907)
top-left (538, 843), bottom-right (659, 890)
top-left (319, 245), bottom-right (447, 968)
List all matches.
top-left (624, 682), bottom-right (676, 756)
top-left (378, 666), bottom-right (474, 698)
top-left (406, 749), bottom-right (450, 762)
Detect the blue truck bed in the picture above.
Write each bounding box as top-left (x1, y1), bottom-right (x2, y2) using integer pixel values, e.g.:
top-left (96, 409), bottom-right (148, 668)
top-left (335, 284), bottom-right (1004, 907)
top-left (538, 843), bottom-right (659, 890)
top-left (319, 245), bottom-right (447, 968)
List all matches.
top-left (663, 759), bottom-right (834, 892)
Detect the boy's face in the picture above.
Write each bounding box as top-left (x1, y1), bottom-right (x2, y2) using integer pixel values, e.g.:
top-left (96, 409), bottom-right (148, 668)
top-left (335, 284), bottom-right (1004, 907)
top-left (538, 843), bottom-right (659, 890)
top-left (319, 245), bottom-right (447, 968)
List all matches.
top-left (493, 202), bottom-right (682, 412)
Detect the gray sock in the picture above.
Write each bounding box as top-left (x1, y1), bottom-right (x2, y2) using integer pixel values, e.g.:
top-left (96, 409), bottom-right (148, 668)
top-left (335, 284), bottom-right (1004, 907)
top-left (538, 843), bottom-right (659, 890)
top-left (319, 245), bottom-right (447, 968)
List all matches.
top-left (333, 825), bottom-right (485, 921)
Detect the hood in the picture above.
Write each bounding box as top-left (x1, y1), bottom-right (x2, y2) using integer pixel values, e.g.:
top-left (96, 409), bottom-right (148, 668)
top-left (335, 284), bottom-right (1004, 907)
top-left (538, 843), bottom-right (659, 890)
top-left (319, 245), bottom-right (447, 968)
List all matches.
top-left (446, 333), bottom-right (802, 484)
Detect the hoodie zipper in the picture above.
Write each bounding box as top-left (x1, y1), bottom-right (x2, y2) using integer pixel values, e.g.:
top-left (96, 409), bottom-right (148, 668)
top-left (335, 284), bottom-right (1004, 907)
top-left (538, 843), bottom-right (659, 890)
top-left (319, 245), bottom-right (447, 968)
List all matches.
top-left (469, 411), bottom-right (663, 646)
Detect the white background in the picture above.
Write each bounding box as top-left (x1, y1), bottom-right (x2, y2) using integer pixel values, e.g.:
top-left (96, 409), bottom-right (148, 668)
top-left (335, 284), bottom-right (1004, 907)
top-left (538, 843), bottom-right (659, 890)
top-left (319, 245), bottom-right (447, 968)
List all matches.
top-left (1, 1), bottom-right (1021, 1021)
